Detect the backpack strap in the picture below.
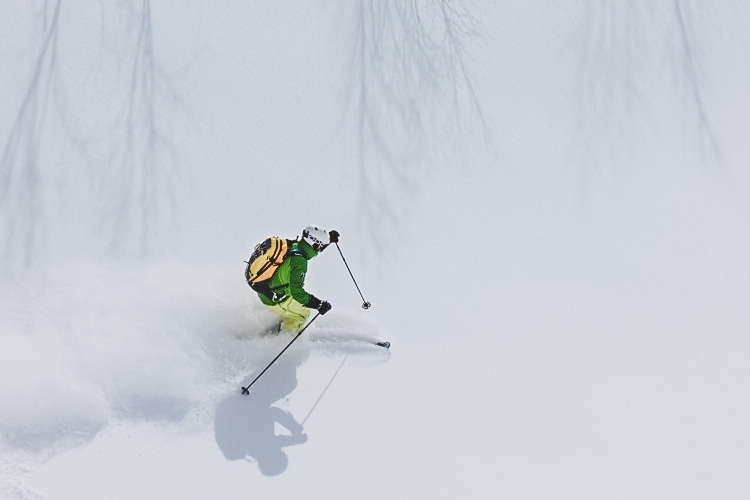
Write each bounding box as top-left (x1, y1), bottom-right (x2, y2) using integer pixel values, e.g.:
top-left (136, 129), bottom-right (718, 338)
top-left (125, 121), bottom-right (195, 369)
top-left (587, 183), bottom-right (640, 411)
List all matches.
top-left (285, 239), bottom-right (305, 259)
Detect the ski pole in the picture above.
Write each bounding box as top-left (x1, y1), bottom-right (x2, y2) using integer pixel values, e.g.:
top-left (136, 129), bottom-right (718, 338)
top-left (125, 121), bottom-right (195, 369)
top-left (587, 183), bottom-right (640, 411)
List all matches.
top-left (301, 354), bottom-right (349, 426)
top-left (334, 242), bottom-right (371, 309)
top-left (241, 312), bottom-right (321, 396)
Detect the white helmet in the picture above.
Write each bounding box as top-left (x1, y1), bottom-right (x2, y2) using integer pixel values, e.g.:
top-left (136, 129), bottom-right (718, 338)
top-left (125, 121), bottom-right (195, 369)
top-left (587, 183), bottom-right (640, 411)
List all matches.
top-left (302, 225), bottom-right (330, 251)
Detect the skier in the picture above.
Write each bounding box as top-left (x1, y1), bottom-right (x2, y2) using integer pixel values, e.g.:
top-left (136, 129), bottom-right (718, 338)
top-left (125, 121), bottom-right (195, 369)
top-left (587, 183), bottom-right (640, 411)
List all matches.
top-left (253, 225), bottom-right (339, 334)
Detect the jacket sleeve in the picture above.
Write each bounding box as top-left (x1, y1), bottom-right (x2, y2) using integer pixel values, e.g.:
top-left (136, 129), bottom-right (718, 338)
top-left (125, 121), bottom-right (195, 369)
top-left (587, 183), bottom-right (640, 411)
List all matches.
top-left (287, 255), bottom-right (317, 307)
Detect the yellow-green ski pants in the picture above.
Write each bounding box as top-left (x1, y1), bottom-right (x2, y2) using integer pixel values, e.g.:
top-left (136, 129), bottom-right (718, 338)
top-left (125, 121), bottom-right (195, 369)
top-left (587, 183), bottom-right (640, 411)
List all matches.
top-left (264, 297), bottom-right (310, 334)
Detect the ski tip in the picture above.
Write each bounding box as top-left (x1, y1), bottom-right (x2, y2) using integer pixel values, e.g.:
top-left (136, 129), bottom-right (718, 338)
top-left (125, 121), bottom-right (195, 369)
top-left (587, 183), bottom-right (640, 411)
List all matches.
top-left (376, 341), bottom-right (390, 349)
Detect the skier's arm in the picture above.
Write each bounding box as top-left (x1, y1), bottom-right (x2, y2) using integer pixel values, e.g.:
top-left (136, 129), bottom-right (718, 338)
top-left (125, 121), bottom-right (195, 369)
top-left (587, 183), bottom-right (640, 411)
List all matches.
top-left (288, 254), bottom-right (330, 313)
top-left (287, 255), bottom-right (314, 306)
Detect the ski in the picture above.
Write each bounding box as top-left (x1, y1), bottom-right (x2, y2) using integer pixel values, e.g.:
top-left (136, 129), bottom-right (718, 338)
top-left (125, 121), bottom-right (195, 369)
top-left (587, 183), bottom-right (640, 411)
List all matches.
top-left (307, 333), bottom-right (390, 350)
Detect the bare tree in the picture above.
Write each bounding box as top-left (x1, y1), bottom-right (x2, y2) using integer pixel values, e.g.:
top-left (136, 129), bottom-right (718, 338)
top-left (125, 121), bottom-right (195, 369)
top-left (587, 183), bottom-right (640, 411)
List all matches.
top-left (99, 0), bottom-right (177, 258)
top-left (0, 0), bottom-right (62, 272)
top-left (0, 0), bottom-right (178, 275)
top-left (671, 0), bottom-right (722, 159)
top-left (576, 1), bottom-right (733, 173)
top-left (347, 0), bottom-right (489, 249)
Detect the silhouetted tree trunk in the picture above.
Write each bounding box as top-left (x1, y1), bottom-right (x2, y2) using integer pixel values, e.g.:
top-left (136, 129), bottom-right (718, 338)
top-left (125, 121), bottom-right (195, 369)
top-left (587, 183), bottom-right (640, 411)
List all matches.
top-left (348, 0), bottom-right (488, 249)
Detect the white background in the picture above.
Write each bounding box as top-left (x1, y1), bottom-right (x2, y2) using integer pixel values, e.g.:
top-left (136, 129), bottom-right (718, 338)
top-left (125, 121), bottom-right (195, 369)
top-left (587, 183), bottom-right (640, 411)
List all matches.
top-left (2, 2), bottom-right (749, 499)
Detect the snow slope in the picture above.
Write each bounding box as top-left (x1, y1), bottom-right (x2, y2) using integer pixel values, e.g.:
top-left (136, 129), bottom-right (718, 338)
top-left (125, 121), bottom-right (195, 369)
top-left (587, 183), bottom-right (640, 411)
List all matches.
top-left (2, 2), bottom-right (750, 499)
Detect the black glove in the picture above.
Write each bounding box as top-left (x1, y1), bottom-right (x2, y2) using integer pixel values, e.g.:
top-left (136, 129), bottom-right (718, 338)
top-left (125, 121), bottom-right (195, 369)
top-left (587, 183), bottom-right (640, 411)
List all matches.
top-left (307, 296), bottom-right (321, 309)
top-left (318, 301), bottom-right (332, 315)
top-left (329, 230), bottom-right (340, 244)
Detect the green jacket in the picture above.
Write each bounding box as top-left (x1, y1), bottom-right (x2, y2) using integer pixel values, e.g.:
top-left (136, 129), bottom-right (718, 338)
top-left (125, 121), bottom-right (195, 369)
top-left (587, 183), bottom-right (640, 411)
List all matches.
top-left (257, 239), bottom-right (319, 307)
